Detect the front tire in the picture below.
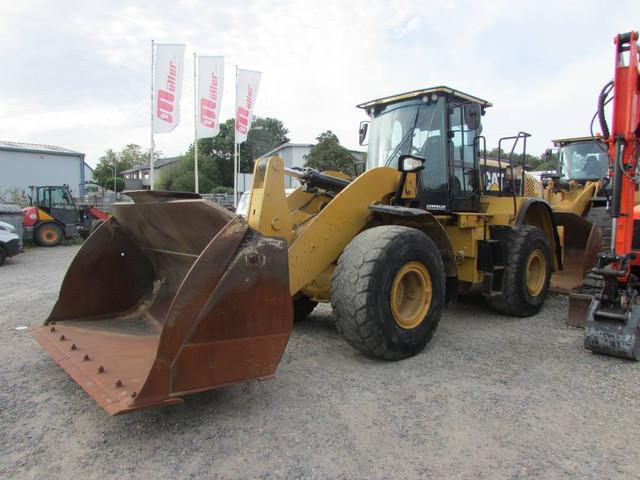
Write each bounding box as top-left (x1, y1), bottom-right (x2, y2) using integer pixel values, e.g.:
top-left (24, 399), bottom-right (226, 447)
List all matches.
top-left (485, 225), bottom-right (552, 316)
top-left (35, 223), bottom-right (63, 247)
top-left (331, 226), bottom-right (445, 360)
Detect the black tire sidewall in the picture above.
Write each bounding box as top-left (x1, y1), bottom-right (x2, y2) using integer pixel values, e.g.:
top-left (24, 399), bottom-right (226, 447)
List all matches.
top-left (36, 223), bottom-right (63, 247)
top-left (293, 295), bottom-right (317, 323)
top-left (514, 236), bottom-right (552, 311)
top-left (0, 247), bottom-right (5, 265)
top-left (364, 230), bottom-right (445, 357)
top-left (488, 226), bottom-right (552, 317)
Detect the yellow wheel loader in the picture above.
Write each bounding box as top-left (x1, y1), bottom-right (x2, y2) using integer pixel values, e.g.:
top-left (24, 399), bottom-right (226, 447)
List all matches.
top-left (522, 137), bottom-right (610, 293)
top-left (32, 86), bottom-right (565, 415)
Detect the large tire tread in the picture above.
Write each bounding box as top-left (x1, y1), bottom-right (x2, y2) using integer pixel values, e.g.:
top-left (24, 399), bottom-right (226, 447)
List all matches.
top-left (331, 226), bottom-right (445, 360)
top-left (485, 225), bottom-right (551, 317)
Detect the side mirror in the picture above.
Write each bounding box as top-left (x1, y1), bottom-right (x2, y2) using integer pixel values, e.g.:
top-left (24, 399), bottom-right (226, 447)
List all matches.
top-left (398, 154), bottom-right (425, 172)
top-left (359, 121), bottom-right (369, 146)
top-left (543, 148), bottom-right (553, 161)
top-left (463, 103), bottom-right (482, 130)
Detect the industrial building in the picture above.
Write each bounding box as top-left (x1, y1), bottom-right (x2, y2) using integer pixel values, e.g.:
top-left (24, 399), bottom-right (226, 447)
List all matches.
top-left (0, 141), bottom-right (91, 200)
top-left (121, 156), bottom-right (182, 190)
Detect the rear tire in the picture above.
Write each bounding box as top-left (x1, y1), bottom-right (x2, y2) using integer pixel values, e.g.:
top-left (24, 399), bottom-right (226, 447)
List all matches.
top-left (331, 226), bottom-right (445, 360)
top-left (293, 295), bottom-right (317, 323)
top-left (485, 225), bottom-right (552, 316)
top-left (0, 247), bottom-right (6, 266)
top-left (35, 223), bottom-right (63, 247)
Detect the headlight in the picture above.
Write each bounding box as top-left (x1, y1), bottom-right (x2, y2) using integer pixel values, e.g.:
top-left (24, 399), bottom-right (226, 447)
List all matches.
top-left (30, 213), bottom-right (37, 220)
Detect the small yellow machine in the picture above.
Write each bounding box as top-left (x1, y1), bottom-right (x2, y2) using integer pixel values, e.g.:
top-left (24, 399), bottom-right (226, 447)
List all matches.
top-left (33, 86), bottom-right (566, 414)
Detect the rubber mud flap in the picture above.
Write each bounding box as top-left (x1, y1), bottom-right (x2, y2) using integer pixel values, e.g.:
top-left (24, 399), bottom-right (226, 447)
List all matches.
top-left (31, 193), bottom-right (293, 415)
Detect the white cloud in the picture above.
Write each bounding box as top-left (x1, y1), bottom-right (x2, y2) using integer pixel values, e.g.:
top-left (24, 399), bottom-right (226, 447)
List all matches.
top-left (0, 0), bottom-right (638, 165)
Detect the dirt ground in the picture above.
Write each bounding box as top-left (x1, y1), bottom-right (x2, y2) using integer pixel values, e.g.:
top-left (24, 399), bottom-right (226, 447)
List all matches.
top-left (1, 245), bottom-right (639, 479)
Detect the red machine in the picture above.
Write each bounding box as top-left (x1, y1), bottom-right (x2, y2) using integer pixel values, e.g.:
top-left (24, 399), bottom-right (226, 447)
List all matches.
top-left (583, 31), bottom-right (640, 359)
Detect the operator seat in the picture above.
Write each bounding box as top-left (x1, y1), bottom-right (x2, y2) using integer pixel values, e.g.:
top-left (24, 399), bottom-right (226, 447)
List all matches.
top-left (421, 136), bottom-right (446, 190)
top-left (582, 156), bottom-right (603, 178)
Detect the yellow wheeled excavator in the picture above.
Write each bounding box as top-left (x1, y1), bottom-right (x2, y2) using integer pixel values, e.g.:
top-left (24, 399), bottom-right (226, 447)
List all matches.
top-left (32, 86), bottom-right (567, 414)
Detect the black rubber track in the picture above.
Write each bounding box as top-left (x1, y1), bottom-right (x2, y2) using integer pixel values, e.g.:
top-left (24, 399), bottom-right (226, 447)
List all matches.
top-left (585, 206), bottom-right (612, 253)
top-left (485, 225), bottom-right (552, 317)
top-left (331, 226), bottom-right (445, 360)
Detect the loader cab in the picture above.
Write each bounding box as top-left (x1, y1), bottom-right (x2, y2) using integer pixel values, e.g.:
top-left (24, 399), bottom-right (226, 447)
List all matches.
top-left (552, 137), bottom-right (608, 183)
top-left (358, 86), bottom-right (491, 213)
top-left (32, 185), bottom-right (79, 226)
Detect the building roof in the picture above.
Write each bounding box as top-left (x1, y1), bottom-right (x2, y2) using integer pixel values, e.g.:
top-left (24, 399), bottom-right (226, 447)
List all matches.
top-left (120, 156), bottom-right (182, 174)
top-left (356, 86), bottom-right (493, 110)
top-left (258, 142), bottom-right (314, 159)
top-left (0, 140), bottom-right (84, 157)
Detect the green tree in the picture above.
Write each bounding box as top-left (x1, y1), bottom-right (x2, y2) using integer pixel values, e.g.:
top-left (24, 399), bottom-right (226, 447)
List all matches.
top-left (160, 116), bottom-right (290, 192)
top-left (304, 131), bottom-right (358, 174)
top-left (93, 144), bottom-right (153, 189)
top-left (487, 147), bottom-right (555, 171)
top-left (109, 177), bottom-right (125, 192)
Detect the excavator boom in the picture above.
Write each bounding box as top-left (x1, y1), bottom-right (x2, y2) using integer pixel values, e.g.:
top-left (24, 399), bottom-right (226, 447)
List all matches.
top-left (583, 31), bottom-right (640, 359)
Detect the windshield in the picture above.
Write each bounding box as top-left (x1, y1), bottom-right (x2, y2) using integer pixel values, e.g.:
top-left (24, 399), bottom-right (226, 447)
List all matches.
top-left (366, 97), bottom-right (446, 191)
top-left (560, 141), bottom-right (608, 181)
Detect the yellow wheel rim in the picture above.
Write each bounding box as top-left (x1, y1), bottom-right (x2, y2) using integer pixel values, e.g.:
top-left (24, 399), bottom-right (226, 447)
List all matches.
top-left (390, 261), bottom-right (432, 329)
top-left (44, 227), bottom-right (59, 243)
top-left (525, 249), bottom-right (546, 296)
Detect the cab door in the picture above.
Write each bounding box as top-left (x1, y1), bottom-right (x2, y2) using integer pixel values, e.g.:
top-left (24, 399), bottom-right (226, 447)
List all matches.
top-left (49, 187), bottom-right (79, 227)
top-left (448, 104), bottom-right (481, 212)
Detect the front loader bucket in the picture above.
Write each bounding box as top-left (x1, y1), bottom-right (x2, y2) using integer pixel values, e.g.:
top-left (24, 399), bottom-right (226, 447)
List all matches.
top-left (550, 212), bottom-right (603, 293)
top-left (31, 192), bottom-right (293, 415)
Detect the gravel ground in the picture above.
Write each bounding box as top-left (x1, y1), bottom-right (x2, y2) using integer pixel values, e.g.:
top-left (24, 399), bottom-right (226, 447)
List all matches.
top-left (1, 245), bottom-right (639, 479)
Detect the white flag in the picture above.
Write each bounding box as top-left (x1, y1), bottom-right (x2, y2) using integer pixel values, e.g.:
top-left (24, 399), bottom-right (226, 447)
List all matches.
top-left (197, 56), bottom-right (224, 138)
top-left (153, 44), bottom-right (185, 134)
top-left (235, 69), bottom-right (261, 144)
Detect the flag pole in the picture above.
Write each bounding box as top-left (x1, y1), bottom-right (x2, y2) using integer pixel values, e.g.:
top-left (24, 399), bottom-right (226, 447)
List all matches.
top-left (193, 52), bottom-right (199, 193)
top-left (150, 39), bottom-right (155, 191)
top-left (233, 65), bottom-right (238, 207)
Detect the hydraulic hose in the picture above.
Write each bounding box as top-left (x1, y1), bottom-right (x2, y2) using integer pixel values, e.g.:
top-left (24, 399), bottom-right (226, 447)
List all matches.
top-left (598, 80), bottom-right (614, 141)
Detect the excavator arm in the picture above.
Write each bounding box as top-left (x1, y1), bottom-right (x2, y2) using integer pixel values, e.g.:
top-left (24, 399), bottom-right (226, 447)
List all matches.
top-left (584, 31), bottom-right (640, 359)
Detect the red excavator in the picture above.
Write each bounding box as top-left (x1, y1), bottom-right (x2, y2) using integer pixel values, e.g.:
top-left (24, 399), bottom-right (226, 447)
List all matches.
top-left (581, 31), bottom-right (640, 359)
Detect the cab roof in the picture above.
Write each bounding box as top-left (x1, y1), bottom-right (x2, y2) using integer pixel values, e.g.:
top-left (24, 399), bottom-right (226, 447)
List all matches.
top-left (552, 136), bottom-right (604, 146)
top-left (356, 86), bottom-right (493, 110)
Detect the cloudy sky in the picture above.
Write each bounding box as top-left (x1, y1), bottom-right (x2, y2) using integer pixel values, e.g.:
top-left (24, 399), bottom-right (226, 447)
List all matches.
top-left (1, 0), bottom-right (638, 166)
